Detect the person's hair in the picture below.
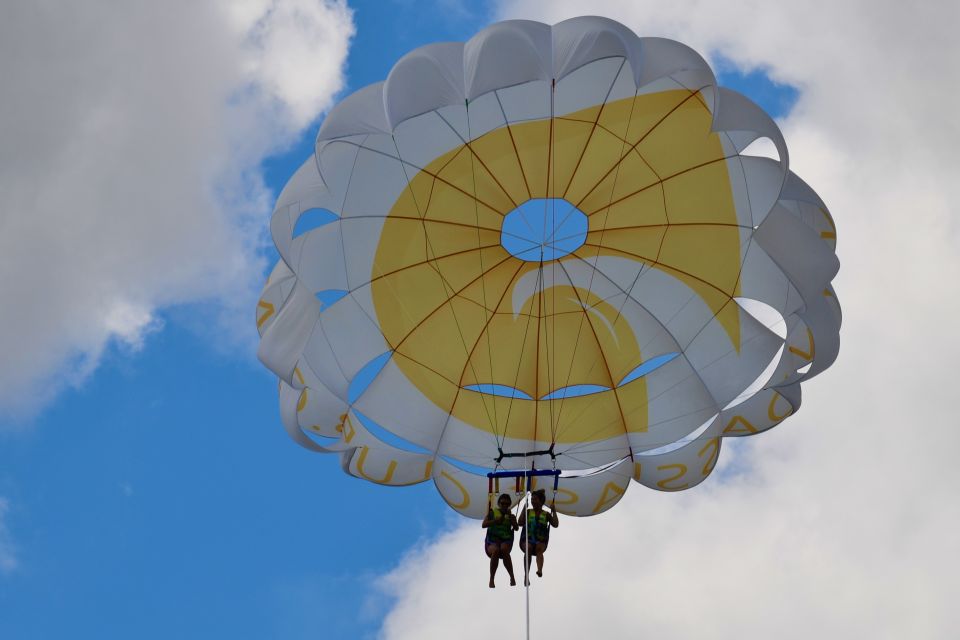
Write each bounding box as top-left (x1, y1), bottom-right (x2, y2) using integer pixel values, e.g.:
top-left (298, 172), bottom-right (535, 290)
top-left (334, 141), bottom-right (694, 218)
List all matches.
top-left (497, 493), bottom-right (511, 504)
top-left (532, 488), bottom-right (546, 502)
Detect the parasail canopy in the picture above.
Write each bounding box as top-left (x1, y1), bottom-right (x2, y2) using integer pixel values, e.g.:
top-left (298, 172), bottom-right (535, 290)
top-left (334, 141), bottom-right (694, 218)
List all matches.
top-left (256, 16), bottom-right (841, 519)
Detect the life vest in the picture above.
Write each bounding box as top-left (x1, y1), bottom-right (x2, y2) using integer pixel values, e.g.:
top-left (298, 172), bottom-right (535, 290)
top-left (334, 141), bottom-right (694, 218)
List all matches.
top-left (525, 509), bottom-right (551, 543)
top-left (487, 508), bottom-right (514, 541)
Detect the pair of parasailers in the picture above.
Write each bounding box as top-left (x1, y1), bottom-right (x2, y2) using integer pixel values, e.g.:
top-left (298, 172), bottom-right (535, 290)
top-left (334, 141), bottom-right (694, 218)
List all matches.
top-left (482, 488), bottom-right (559, 588)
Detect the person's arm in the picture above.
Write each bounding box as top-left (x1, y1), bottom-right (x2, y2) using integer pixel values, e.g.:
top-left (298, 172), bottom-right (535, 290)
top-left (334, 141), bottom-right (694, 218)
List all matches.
top-left (509, 512), bottom-right (519, 531)
top-left (482, 509), bottom-right (496, 529)
top-left (548, 503), bottom-right (559, 527)
top-left (483, 507), bottom-right (509, 529)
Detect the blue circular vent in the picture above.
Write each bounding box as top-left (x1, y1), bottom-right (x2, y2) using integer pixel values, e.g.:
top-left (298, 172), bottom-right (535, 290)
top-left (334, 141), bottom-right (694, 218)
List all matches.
top-left (500, 198), bottom-right (588, 262)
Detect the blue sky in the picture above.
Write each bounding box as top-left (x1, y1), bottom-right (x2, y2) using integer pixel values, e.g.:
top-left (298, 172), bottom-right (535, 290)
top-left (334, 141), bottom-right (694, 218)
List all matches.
top-left (0, 4), bottom-right (496, 637)
top-left (0, 2), bottom-right (856, 638)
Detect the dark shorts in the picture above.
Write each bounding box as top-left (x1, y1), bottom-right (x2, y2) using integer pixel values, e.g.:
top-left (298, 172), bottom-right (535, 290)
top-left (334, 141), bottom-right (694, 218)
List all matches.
top-left (519, 535), bottom-right (548, 552)
top-left (485, 535), bottom-right (514, 554)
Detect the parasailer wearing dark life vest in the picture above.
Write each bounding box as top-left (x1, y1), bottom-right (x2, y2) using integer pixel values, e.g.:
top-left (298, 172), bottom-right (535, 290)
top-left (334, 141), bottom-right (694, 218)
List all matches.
top-left (520, 489), bottom-right (559, 585)
top-left (482, 493), bottom-right (519, 588)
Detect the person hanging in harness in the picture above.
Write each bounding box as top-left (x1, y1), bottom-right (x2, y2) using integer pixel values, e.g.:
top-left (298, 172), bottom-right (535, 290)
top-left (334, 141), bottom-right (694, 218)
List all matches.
top-left (520, 488), bottom-right (559, 585)
top-left (482, 493), bottom-right (519, 588)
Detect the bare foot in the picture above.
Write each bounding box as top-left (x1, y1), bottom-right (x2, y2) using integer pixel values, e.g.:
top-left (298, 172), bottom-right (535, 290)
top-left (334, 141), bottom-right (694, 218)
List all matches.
top-left (510, 577), bottom-right (517, 586)
top-left (536, 570), bottom-right (543, 578)
top-left (524, 577), bottom-right (531, 586)
top-left (489, 578), bottom-right (495, 588)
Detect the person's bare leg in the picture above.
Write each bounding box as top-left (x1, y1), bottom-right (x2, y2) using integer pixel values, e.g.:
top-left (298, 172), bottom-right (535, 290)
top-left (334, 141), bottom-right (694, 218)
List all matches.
top-left (535, 543), bottom-right (546, 577)
top-left (487, 545), bottom-right (499, 588)
top-left (500, 543), bottom-right (516, 586)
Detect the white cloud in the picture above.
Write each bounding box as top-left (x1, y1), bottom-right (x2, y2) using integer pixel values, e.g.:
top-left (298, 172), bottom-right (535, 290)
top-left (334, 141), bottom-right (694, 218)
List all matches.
top-left (0, 1), bottom-right (354, 421)
top-left (0, 498), bottom-right (17, 574)
top-left (375, 1), bottom-right (960, 636)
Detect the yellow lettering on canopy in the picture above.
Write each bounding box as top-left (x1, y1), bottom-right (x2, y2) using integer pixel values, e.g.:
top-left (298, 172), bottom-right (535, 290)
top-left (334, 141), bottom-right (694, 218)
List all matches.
top-left (592, 482), bottom-right (626, 514)
top-left (336, 414), bottom-right (356, 443)
top-left (355, 446), bottom-right (398, 484)
top-left (633, 462), bottom-right (642, 481)
top-left (552, 487), bottom-right (579, 506)
top-left (768, 392), bottom-right (793, 422)
top-left (256, 299), bottom-right (275, 329)
top-left (293, 367), bottom-right (305, 386)
top-left (819, 206), bottom-right (837, 239)
top-left (297, 389), bottom-right (307, 412)
top-left (697, 438), bottom-right (720, 476)
top-left (439, 471), bottom-right (471, 509)
top-left (723, 415), bottom-right (757, 435)
top-left (656, 464), bottom-right (689, 490)
top-left (423, 460), bottom-right (434, 481)
top-left (789, 328), bottom-right (815, 360)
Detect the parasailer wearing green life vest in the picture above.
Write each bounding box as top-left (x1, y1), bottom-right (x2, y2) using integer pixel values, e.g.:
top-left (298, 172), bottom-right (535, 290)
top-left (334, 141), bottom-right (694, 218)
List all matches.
top-left (520, 489), bottom-right (559, 585)
top-left (482, 493), bottom-right (519, 588)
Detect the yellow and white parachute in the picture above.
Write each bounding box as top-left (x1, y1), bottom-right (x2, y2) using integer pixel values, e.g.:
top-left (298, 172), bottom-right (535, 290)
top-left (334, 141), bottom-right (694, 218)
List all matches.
top-left (256, 17), bottom-right (840, 519)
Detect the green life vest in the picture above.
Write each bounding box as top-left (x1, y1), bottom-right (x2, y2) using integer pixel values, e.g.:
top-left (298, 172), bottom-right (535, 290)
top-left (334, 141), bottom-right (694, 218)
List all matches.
top-left (525, 509), bottom-right (551, 542)
top-left (488, 508), bottom-right (514, 540)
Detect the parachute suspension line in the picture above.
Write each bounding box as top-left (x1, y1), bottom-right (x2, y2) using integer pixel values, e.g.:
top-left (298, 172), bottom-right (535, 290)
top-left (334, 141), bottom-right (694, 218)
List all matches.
top-left (323, 135), bottom-right (401, 392)
top-left (498, 262), bottom-right (542, 455)
top-left (559, 282), bottom-right (802, 458)
top-left (491, 90), bottom-right (547, 456)
top-left (536, 254), bottom-right (549, 450)
top-left (488, 87), bottom-right (541, 463)
top-left (465, 98), bottom-right (501, 441)
top-left (548, 76), bottom-right (561, 513)
top-left (557, 248), bottom-right (779, 457)
top-left (553, 82), bottom-right (728, 445)
top-left (563, 306), bottom-right (796, 459)
top-left (553, 61), bottom-right (639, 445)
top-left (531, 77), bottom-right (558, 640)
top-left (548, 77), bottom-right (558, 453)
top-left (389, 135), bottom-right (506, 440)
top-left (388, 135), bottom-right (517, 474)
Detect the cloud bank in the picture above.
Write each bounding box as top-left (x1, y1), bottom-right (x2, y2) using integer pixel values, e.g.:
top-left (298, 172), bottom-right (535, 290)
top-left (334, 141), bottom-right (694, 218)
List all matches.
top-left (0, 0), bottom-right (354, 420)
top-left (375, 1), bottom-right (960, 637)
